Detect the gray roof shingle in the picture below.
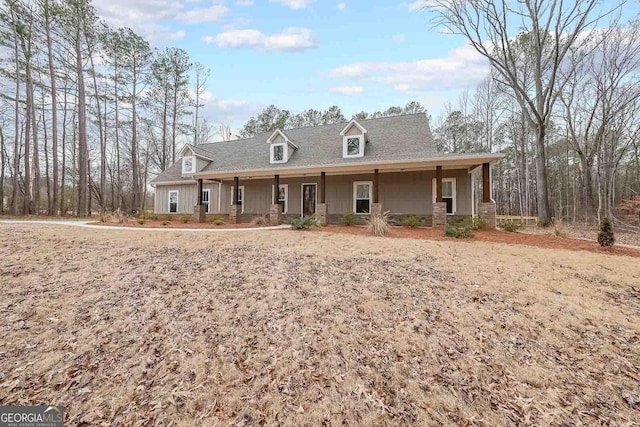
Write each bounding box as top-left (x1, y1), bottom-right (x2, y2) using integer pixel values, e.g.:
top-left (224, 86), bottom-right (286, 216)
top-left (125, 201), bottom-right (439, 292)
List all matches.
top-left (152, 113), bottom-right (466, 183)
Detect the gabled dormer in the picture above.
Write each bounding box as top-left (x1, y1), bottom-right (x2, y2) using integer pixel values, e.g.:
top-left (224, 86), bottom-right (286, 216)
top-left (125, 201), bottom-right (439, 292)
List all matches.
top-left (181, 144), bottom-right (214, 176)
top-left (267, 129), bottom-right (298, 164)
top-left (340, 120), bottom-right (367, 158)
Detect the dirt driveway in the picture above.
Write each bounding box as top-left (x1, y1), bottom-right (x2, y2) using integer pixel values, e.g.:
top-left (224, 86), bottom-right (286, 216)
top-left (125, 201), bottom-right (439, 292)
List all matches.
top-left (1, 223), bottom-right (639, 426)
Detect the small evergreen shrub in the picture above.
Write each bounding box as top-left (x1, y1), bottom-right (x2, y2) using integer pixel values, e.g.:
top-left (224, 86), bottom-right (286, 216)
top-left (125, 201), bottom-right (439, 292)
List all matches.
top-left (161, 220), bottom-right (170, 226)
top-left (340, 213), bottom-right (358, 226)
top-left (211, 215), bottom-right (224, 225)
top-left (597, 217), bottom-right (615, 247)
top-left (367, 212), bottom-right (391, 237)
top-left (445, 222), bottom-right (474, 238)
top-left (137, 219), bottom-right (146, 225)
top-left (402, 215), bottom-right (423, 228)
top-left (471, 216), bottom-right (487, 230)
top-left (182, 217), bottom-right (190, 224)
top-left (499, 218), bottom-right (524, 232)
top-left (289, 216), bottom-right (316, 230)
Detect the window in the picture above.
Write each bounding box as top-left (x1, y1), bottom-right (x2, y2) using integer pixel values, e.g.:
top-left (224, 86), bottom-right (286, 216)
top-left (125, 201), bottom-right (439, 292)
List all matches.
top-left (182, 156), bottom-right (195, 174)
top-left (271, 184), bottom-right (288, 213)
top-left (230, 186), bottom-right (245, 213)
top-left (432, 177), bottom-right (457, 215)
top-left (270, 143), bottom-right (287, 164)
top-left (202, 189), bottom-right (211, 213)
top-left (168, 190), bottom-right (178, 213)
top-left (353, 181), bottom-right (372, 214)
top-left (343, 135), bottom-right (364, 158)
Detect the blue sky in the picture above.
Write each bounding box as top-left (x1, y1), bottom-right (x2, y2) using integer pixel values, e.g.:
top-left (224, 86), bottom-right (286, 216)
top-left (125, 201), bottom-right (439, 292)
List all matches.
top-left (92, 0), bottom-right (637, 129)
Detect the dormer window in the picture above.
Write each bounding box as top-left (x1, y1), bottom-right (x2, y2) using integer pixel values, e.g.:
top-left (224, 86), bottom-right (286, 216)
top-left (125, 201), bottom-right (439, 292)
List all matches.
top-left (271, 143), bottom-right (286, 163)
top-left (267, 129), bottom-right (297, 164)
top-left (340, 119), bottom-right (367, 159)
top-left (182, 156), bottom-right (195, 174)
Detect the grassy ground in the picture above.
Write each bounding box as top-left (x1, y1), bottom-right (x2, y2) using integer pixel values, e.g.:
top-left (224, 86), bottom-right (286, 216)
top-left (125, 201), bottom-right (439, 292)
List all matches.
top-left (1, 224), bottom-right (639, 426)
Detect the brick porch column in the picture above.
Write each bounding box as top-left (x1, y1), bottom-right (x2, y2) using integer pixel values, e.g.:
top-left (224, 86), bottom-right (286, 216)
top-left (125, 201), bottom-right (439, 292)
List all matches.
top-left (270, 174), bottom-right (281, 225)
top-left (193, 178), bottom-right (206, 223)
top-left (432, 165), bottom-right (447, 228)
top-left (316, 171), bottom-right (327, 225)
top-left (479, 162), bottom-right (496, 229)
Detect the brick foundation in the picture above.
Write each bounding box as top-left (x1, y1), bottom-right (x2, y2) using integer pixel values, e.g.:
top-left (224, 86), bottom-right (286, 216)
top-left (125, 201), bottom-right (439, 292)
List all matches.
top-left (479, 202), bottom-right (497, 229)
top-left (316, 203), bottom-right (327, 226)
top-left (192, 205), bottom-right (206, 223)
top-left (269, 204), bottom-right (281, 225)
top-left (432, 202), bottom-right (447, 228)
top-left (229, 204), bottom-right (242, 224)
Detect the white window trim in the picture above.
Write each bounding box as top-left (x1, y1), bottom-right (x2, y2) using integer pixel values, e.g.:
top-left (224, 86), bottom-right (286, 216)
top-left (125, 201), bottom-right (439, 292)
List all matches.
top-left (270, 143), bottom-right (288, 164)
top-left (432, 177), bottom-right (457, 215)
top-left (300, 183), bottom-right (317, 218)
top-left (202, 189), bottom-right (211, 213)
top-left (182, 156), bottom-right (195, 174)
top-left (343, 135), bottom-right (365, 158)
top-left (168, 190), bottom-right (179, 213)
top-left (230, 185), bottom-right (245, 213)
top-left (353, 181), bottom-right (372, 214)
top-left (271, 184), bottom-right (289, 213)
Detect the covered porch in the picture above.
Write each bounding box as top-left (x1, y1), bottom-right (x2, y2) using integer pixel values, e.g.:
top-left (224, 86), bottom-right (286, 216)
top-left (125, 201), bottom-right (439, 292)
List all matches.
top-left (191, 154), bottom-right (502, 228)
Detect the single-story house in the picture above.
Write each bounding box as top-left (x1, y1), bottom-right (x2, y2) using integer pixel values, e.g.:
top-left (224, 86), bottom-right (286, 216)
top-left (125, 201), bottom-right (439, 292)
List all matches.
top-left (150, 113), bottom-right (503, 227)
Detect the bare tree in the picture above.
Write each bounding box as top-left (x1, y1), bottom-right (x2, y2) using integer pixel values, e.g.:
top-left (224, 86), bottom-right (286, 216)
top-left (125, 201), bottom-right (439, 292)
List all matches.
top-left (429, 0), bottom-right (619, 225)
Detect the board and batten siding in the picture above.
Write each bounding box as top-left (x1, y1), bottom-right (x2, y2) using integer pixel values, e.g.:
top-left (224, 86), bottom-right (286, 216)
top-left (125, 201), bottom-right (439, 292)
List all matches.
top-left (212, 169), bottom-right (472, 216)
top-left (154, 183), bottom-right (222, 214)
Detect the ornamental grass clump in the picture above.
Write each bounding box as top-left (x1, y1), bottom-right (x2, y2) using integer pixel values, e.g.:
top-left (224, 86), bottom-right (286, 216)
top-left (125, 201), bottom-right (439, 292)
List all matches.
top-left (340, 213), bottom-right (358, 226)
top-left (367, 212), bottom-right (391, 237)
top-left (289, 216), bottom-right (316, 230)
top-left (597, 217), bottom-right (615, 247)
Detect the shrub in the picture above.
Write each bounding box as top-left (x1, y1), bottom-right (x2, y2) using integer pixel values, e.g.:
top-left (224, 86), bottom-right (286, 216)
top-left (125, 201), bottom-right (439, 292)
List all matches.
top-left (499, 218), bottom-right (523, 232)
top-left (251, 215), bottom-right (269, 225)
top-left (211, 215), bottom-right (224, 225)
top-left (289, 216), bottom-right (316, 230)
top-left (470, 216), bottom-right (487, 230)
top-left (161, 220), bottom-right (170, 226)
top-left (137, 219), bottom-right (146, 225)
top-left (182, 217), bottom-right (190, 224)
top-left (402, 215), bottom-right (423, 228)
top-left (340, 213), bottom-right (358, 226)
top-left (367, 212), bottom-right (391, 237)
top-left (445, 222), bottom-right (474, 238)
top-left (597, 217), bottom-right (615, 247)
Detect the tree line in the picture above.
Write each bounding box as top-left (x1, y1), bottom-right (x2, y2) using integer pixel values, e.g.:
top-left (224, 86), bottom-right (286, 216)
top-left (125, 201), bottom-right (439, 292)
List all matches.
top-left (0, 0), bottom-right (214, 215)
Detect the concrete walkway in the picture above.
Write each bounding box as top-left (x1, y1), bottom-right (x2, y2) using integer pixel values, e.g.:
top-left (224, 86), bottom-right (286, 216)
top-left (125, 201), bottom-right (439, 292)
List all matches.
top-left (0, 220), bottom-right (290, 232)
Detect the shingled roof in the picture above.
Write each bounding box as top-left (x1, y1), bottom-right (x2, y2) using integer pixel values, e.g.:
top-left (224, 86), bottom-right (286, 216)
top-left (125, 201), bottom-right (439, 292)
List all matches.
top-left (153, 113), bottom-right (442, 183)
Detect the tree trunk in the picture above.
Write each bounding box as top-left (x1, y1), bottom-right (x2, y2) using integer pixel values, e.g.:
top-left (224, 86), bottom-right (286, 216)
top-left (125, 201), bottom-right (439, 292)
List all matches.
top-left (535, 125), bottom-right (551, 225)
top-left (11, 19), bottom-right (20, 215)
top-left (44, 0), bottom-right (59, 215)
top-left (76, 24), bottom-right (88, 216)
top-left (87, 39), bottom-right (105, 212)
top-left (131, 65), bottom-right (140, 212)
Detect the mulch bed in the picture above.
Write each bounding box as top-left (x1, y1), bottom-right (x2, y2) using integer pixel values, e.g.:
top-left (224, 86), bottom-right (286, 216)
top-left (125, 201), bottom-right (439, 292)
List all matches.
top-left (314, 225), bottom-right (640, 258)
top-left (90, 221), bottom-right (271, 229)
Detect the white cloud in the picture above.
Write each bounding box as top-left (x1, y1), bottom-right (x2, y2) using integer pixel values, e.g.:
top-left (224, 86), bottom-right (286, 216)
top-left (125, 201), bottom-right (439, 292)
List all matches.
top-left (269, 0), bottom-right (314, 10)
top-left (176, 3), bottom-right (228, 23)
top-left (337, 2), bottom-right (346, 11)
top-left (206, 27), bottom-right (318, 52)
top-left (92, 0), bottom-right (226, 43)
top-left (403, 0), bottom-right (437, 11)
top-left (392, 34), bottom-right (406, 44)
top-left (328, 44), bottom-right (489, 94)
top-left (235, 0), bottom-right (253, 5)
top-left (329, 86), bottom-right (364, 95)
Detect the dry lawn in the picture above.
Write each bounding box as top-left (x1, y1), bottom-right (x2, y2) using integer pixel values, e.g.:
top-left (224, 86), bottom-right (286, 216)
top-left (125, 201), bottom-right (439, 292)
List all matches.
top-left (1, 224), bottom-right (639, 426)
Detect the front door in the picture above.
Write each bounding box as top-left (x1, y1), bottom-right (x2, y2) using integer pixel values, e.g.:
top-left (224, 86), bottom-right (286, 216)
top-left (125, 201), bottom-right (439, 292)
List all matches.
top-left (302, 184), bottom-right (317, 218)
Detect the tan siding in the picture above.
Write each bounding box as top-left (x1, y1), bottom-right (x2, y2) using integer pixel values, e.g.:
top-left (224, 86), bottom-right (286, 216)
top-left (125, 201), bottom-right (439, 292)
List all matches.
top-left (154, 183), bottom-right (222, 214)
top-left (345, 125), bottom-right (363, 136)
top-left (208, 170), bottom-right (473, 217)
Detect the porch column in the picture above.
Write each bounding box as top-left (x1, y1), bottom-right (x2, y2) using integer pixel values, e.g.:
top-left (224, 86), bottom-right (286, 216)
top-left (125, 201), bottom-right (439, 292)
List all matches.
top-left (192, 178), bottom-right (206, 223)
top-left (432, 165), bottom-right (447, 228)
top-left (479, 162), bottom-right (497, 229)
top-left (230, 176), bottom-right (241, 224)
top-left (371, 169), bottom-right (382, 218)
top-left (270, 174), bottom-right (281, 225)
top-left (316, 172), bottom-right (327, 226)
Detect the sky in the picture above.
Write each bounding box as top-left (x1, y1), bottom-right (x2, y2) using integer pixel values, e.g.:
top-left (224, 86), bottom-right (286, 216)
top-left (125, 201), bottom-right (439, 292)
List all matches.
top-left (90, 0), bottom-right (637, 129)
